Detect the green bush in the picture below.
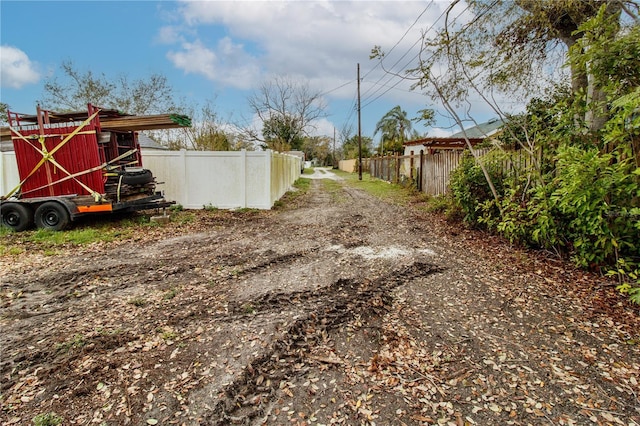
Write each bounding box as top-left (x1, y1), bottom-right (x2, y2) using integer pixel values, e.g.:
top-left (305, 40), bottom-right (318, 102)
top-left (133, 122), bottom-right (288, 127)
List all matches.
top-left (449, 150), bottom-right (505, 226)
top-left (550, 146), bottom-right (640, 268)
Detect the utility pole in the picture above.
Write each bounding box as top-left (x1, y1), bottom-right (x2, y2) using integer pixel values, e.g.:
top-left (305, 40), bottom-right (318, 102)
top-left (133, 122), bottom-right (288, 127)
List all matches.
top-left (333, 127), bottom-right (336, 168)
top-left (357, 63), bottom-right (362, 181)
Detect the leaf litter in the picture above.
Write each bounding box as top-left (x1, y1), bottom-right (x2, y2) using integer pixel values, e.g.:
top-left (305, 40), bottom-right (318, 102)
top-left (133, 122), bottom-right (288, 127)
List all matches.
top-left (1, 178), bottom-right (638, 425)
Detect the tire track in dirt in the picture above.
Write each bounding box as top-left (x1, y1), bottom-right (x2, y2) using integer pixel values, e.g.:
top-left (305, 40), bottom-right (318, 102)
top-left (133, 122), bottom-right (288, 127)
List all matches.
top-left (190, 262), bottom-right (445, 425)
top-left (5, 176), bottom-right (634, 425)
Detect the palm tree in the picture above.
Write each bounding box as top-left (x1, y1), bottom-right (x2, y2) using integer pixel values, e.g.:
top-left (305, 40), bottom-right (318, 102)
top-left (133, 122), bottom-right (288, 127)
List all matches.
top-left (373, 106), bottom-right (412, 154)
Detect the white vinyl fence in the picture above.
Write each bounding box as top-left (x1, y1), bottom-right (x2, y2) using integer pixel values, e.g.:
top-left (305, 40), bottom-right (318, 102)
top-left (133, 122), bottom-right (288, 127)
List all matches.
top-left (0, 151), bottom-right (18, 198)
top-left (0, 149), bottom-right (302, 210)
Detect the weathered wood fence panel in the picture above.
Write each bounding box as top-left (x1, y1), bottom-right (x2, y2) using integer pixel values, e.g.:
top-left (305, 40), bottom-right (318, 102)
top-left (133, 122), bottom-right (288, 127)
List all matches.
top-left (368, 148), bottom-right (494, 196)
top-left (421, 150), bottom-right (465, 195)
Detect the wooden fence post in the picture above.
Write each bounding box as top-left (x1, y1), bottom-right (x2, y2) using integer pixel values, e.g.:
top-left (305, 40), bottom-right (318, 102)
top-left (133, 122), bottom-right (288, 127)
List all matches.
top-left (419, 150), bottom-right (424, 192)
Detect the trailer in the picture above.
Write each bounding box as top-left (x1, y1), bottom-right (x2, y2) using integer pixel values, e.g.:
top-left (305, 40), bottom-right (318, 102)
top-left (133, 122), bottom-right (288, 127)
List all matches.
top-left (1, 104), bottom-right (190, 231)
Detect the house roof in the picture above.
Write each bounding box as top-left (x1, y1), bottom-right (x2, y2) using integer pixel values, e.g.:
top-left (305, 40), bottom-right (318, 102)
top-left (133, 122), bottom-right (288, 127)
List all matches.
top-left (449, 118), bottom-right (504, 139)
top-left (403, 118), bottom-right (504, 150)
top-left (404, 137), bottom-right (484, 149)
top-left (138, 133), bottom-right (167, 150)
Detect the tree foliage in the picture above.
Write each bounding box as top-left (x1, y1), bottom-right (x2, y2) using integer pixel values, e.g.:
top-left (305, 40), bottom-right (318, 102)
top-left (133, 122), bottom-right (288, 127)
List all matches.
top-left (262, 114), bottom-right (304, 151)
top-left (448, 8), bottom-right (640, 302)
top-left (373, 1), bottom-right (640, 302)
top-left (169, 100), bottom-right (233, 151)
top-left (0, 102), bottom-right (8, 126)
top-left (374, 106), bottom-right (414, 154)
top-left (246, 76), bottom-right (327, 151)
top-left (342, 135), bottom-right (373, 160)
top-left (42, 60), bottom-right (177, 115)
top-left (410, 0), bottom-right (636, 134)
top-left (302, 136), bottom-right (333, 166)
top-left (40, 62), bottom-right (244, 151)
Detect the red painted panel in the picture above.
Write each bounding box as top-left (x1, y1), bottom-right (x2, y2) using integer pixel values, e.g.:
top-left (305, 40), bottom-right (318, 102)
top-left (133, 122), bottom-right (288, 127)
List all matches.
top-left (12, 123), bottom-right (105, 198)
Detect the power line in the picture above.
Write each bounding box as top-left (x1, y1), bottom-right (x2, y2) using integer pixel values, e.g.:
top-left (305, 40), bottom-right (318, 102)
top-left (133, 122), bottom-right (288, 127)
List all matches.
top-left (361, 0), bottom-right (497, 110)
top-left (320, 79), bottom-right (355, 97)
top-left (361, 0), bottom-right (435, 82)
top-left (360, 2), bottom-right (453, 104)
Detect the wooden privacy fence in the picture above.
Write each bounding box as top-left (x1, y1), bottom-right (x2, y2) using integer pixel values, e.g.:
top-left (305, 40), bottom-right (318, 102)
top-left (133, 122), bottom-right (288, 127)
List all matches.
top-left (368, 148), bottom-right (496, 196)
top-left (338, 158), bottom-right (370, 174)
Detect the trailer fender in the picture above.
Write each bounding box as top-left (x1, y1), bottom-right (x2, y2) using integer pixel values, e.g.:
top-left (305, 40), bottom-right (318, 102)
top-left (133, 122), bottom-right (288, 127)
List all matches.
top-left (52, 197), bottom-right (81, 220)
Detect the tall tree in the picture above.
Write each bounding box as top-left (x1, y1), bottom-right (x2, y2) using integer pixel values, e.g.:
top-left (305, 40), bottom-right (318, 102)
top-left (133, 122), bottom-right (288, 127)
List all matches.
top-left (302, 136), bottom-right (332, 165)
top-left (177, 100), bottom-right (232, 151)
top-left (245, 76), bottom-right (327, 151)
top-left (374, 106), bottom-right (413, 154)
top-left (415, 0), bottom-right (636, 133)
top-left (42, 60), bottom-right (177, 114)
top-left (342, 135), bottom-right (373, 160)
top-left (261, 114), bottom-right (304, 151)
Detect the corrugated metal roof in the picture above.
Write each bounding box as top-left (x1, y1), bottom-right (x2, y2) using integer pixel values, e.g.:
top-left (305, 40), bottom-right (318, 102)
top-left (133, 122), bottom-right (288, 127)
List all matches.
top-left (449, 118), bottom-right (504, 139)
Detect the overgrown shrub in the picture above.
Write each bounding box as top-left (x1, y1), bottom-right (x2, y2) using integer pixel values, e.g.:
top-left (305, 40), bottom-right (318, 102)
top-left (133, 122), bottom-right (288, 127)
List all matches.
top-left (449, 150), bottom-right (505, 225)
top-left (551, 146), bottom-right (640, 268)
top-left (444, 6), bottom-right (640, 303)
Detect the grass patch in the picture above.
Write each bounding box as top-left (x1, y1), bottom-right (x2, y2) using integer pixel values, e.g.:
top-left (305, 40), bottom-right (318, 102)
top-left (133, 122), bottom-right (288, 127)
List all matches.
top-left (236, 208), bottom-right (260, 214)
top-left (0, 227), bottom-right (15, 237)
top-left (128, 297), bottom-right (147, 307)
top-left (28, 228), bottom-right (119, 245)
top-left (33, 412), bottom-right (63, 426)
top-left (173, 211), bottom-right (195, 225)
top-left (0, 220), bottom-right (137, 256)
top-left (321, 179), bottom-right (346, 203)
top-left (160, 329), bottom-right (179, 341)
top-left (333, 170), bottom-right (417, 206)
top-left (241, 302), bottom-right (256, 314)
top-left (55, 334), bottom-right (86, 354)
top-left (273, 177), bottom-right (312, 210)
top-left (302, 168), bottom-right (315, 175)
top-left (163, 287), bottom-right (180, 300)
top-left (0, 245), bottom-right (24, 256)
top-left (97, 327), bottom-right (122, 336)
top-left (293, 177), bottom-right (312, 191)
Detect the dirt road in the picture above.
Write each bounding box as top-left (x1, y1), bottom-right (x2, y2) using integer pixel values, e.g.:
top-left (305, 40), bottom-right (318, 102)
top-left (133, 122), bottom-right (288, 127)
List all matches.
top-left (1, 174), bottom-right (639, 425)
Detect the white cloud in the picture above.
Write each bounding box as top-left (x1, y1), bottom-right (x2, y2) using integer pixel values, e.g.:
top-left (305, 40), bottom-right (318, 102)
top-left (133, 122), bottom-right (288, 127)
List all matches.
top-left (0, 45), bottom-right (40, 89)
top-left (167, 37), bottom-right (261, 89)
top-left (156, 25), bottom-right (185, 44)
top-left (170, 1), bottom-right (441, 97)
top-left (166, 1), bottom-right (532, 135)
top-left (309, 117), bottom-right (337, 138)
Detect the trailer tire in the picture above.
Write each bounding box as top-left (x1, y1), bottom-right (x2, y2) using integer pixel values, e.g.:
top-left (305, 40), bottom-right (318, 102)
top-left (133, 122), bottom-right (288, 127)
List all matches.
top-left (1, 202), bottom-right (34, 232)
top-left (35, 202), bottom-right (70, 231)
top-left (122, 169), bottom-right (153, 185)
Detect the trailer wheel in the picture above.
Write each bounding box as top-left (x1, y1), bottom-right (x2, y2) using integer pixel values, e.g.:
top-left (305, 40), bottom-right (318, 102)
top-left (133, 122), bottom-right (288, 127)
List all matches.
top-left (35, 202), bottom-right (70, 231)
top-left (1, 203), bottom-right (34, 232)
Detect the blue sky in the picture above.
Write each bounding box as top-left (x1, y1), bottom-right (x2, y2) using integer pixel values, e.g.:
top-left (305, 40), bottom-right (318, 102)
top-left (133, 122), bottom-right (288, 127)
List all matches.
top-left (1, 0), bottom-right (509, 144)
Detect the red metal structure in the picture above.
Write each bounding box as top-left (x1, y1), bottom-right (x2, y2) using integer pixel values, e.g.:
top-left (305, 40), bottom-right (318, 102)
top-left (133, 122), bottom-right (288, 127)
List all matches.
top-left (1, 104), bottom-right (190, 231)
